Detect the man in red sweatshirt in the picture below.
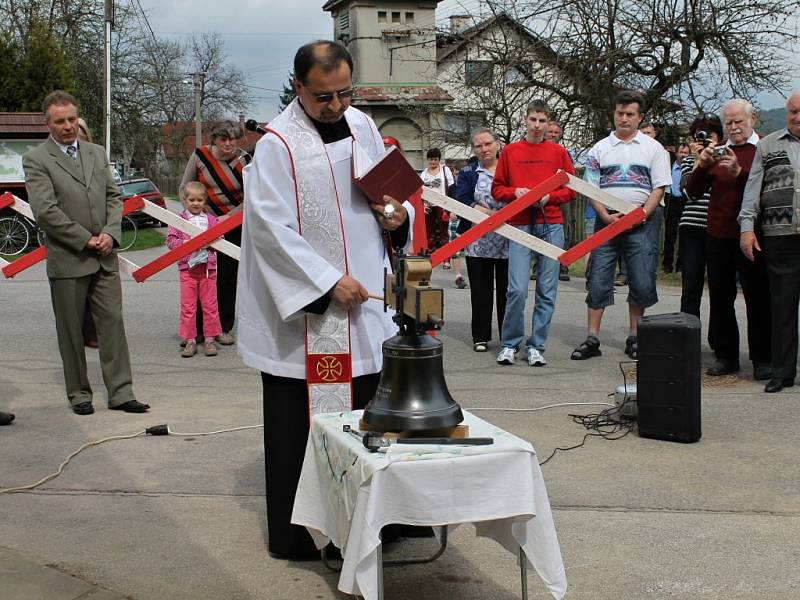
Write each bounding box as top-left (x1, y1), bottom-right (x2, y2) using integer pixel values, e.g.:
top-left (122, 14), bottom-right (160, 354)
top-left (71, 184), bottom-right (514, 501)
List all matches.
top-left (492, 100), bottom-right (575, 366)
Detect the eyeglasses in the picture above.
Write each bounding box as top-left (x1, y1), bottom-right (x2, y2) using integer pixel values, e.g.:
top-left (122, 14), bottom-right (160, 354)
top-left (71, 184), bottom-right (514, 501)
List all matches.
top-left (310, 87), bottom-right (355, 104)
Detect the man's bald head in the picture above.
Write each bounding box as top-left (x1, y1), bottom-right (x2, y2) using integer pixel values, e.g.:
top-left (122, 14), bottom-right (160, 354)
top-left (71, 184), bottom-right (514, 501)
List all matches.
top-left (787, 90), bottom-right (800, 138)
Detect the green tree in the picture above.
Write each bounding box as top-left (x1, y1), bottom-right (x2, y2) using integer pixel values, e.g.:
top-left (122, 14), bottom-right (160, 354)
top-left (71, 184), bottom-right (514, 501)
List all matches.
top-left (0, 34), bottom-right (22, 111)
top-left (17, 19), bottom-right (74, 111)
top-left (278, 72), bottom-right (296, 112)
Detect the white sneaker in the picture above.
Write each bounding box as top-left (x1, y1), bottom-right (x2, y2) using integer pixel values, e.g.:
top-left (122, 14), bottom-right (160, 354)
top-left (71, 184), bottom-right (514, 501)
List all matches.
top-left (496, 347), bottom-right (516, 365)
top-left (527, 348), bottom-right (546, 366)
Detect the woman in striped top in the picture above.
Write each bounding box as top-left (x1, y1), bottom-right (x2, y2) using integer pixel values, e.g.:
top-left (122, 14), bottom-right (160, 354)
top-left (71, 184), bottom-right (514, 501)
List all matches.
top-left (678, 113), bottom-right (723, 317)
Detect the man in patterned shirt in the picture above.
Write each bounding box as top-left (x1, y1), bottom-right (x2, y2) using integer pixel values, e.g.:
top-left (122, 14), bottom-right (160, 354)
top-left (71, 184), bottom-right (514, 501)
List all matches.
top-left (571, 90), bottom-right (670, 361)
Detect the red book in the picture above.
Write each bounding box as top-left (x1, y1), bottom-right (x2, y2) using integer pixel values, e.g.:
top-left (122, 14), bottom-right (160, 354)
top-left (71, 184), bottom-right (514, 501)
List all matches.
top-left (352, 141), bottom-right (422, 204)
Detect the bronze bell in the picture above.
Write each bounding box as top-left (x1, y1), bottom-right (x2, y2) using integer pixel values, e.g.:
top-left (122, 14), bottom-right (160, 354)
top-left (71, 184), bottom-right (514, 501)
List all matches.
top-left (362, 254), bottom-right (463, 432)
top-left (363, 332), bottom-right (463, 431)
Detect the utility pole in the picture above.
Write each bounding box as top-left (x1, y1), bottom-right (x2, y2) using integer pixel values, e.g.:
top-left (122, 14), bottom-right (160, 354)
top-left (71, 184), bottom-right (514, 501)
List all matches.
top-left (103, 0), bottom-right (114, 160)
top-left (192, 72), bottom-right (205, 148)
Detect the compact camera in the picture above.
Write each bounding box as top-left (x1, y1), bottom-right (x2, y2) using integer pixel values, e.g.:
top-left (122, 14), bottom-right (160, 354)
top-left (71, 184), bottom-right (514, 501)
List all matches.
top-left (713, 145), bottom-right (729, 157)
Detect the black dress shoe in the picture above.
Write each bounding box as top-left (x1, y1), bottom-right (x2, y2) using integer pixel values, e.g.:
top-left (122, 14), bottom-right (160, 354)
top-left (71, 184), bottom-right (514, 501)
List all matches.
top-left (706, 359), bottom-right (740, 376)
top-left (109, 400), bottom-right (150, 413)
top-left (72, 402), bottom-right (94, 415)
top-left (0, 410), bottom-right (15, 426)
top-left (764, 378), bottom-right (795, 393)
top-left (752, 362), bottom-right (772, 381)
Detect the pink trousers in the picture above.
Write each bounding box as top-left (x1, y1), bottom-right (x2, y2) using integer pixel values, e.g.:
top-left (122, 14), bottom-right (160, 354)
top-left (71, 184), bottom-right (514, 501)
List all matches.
top-left (178, 266), bottom-right (222, 339)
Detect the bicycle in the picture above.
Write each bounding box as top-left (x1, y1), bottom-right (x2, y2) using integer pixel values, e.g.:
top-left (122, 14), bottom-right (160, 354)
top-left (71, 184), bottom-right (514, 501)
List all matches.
top-left (35, 215), bottom-right (138, 252)
top-left (0, 213), bottom-right (33, 256)
top-left (118, 215), bottom-right (138, 251)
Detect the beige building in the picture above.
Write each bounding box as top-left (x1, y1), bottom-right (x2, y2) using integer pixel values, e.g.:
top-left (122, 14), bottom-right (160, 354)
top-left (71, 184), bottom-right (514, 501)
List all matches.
top-left (323, 0), bottom-right (452, 169)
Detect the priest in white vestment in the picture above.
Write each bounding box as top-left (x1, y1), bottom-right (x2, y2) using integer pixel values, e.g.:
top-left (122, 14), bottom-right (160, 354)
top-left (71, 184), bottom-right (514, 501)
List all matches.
top-left (236, 41), bottom-right (414, 560)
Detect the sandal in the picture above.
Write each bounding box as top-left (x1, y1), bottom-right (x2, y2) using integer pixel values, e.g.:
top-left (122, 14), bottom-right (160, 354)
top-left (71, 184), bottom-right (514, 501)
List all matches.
top-left (473, 342), bottom-right (488, 352)
top-left (442, 262), bottom-right (451, 270)
top-left (455, 275), bottom-right (468, 289)
top-left (570, 337), bottom-right (601, 360)
top-left (625, 335), bottom-right (637, 359)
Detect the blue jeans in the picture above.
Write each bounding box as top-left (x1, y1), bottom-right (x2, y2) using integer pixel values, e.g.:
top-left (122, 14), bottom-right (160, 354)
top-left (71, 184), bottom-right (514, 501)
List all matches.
top-left (501, 223), bottom-right (565, 352)
top-left (586, 216), bottom-right (658, 310)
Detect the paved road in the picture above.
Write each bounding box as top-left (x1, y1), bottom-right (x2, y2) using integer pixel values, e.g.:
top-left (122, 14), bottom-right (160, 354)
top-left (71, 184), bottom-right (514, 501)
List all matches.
top-left (1, 241), bottom-right (798, 599)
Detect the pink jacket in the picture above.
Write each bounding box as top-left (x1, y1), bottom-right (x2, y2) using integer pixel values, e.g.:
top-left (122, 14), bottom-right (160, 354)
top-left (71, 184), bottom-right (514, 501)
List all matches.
top-left (166, 209), bottom-right (219, 271)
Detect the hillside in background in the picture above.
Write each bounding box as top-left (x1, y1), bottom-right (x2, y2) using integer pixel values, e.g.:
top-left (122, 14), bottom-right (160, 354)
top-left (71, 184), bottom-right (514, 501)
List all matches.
top-left (758, 108), bottom-right (786, 135)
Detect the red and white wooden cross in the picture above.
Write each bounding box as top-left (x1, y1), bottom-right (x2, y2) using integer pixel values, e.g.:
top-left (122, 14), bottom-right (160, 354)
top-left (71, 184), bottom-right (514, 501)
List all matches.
top-left (422, 170), bottom-right (646, 268)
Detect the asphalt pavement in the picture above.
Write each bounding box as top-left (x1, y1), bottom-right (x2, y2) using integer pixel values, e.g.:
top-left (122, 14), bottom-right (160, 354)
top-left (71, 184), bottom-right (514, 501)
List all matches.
top-left (1, 238), bottom-right (798, 600)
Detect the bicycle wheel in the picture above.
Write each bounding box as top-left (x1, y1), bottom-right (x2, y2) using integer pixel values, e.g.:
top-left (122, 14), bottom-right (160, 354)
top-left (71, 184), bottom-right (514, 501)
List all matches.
top-left (36, 227), bottom-right (46, 247)
top-left (119, 215), bottom-right (138, 251)
top-left (0, 216), bottom-right (31, 256)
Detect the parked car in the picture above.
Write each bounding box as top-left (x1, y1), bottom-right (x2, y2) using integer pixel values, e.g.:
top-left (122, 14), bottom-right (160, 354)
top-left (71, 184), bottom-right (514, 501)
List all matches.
top-left (118, 178), bottom-right (166, 227)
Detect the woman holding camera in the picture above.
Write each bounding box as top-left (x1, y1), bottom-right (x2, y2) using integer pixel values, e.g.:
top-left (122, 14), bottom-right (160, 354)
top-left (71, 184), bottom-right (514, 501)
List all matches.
top-left (677, 114), bottom-right (723, 317)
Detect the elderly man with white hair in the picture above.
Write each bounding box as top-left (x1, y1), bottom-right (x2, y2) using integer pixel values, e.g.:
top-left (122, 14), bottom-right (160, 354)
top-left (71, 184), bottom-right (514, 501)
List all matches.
top-left (685, 99), bottom-right (772, 381)
top-left (739, 91), bottom-right (800, 393)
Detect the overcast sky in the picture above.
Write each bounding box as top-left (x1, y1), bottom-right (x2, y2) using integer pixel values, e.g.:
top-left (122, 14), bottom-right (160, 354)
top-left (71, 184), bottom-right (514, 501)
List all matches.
top-left (137, 0), bottom-right (799, 121)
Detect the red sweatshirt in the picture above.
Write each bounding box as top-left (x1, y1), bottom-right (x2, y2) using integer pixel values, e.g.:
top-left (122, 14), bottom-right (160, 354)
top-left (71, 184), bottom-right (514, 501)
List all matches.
top-left (491, 139), bottom-right (575, 225)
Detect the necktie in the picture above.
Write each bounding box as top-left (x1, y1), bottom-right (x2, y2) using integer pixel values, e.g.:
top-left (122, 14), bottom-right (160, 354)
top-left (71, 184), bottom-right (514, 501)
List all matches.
top-left (66, 145), bottom-right (77, 160)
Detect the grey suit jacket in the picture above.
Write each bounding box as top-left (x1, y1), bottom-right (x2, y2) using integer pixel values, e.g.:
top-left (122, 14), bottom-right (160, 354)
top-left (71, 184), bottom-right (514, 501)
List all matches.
top-left (23, 137), bottom-right (123, 278)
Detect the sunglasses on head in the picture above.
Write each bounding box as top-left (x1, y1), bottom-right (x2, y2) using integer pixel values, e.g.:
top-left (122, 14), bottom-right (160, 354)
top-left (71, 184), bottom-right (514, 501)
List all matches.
top-left (311, 87), bottom-right (355, 103)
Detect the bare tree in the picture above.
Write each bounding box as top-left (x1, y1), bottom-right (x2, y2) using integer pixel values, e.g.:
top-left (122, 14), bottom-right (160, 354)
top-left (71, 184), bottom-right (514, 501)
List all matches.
top-left (434, 1), bottom-right (798, 153)
top-left (112, 30), bottom-right (252, 176)
top-left (506, 0), bottom-right (799, 144)
top-left (188, 33), bottom-right (251, 121)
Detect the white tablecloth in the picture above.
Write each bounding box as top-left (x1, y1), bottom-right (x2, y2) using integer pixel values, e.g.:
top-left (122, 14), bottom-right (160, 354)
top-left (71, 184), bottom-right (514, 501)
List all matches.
top-left (291, 410), bottom-right (566, 600)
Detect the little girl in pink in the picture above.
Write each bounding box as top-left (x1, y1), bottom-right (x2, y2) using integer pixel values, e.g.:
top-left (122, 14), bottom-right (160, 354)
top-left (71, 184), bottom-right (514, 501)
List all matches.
top-left (167, 182), bottom-right (222, 357)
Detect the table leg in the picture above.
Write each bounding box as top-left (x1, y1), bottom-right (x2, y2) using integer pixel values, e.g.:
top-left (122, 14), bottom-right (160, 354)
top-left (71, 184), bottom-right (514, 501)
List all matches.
top-left (384, 526), bottom-right (448, 566)
top-left (519, 545), bottom-right (528, 600)
top-left (377, 535), bottom-right (384, 600)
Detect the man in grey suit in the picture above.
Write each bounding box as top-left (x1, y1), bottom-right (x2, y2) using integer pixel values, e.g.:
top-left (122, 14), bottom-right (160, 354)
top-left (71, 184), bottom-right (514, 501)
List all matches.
top-left (23, 90), bottom-right (149, 415)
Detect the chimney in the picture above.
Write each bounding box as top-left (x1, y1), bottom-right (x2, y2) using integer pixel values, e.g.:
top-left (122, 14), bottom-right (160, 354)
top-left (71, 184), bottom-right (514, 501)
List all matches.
top-left (449, 15), bottom-right (472, 35)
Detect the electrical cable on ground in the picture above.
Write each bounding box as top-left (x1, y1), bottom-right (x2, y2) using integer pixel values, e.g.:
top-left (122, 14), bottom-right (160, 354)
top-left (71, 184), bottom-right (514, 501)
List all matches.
top-left (0, 424), bottom-right (264, 495)
top-left (0, 388), bottom-right (633, 492)
top-left (0, 430), bottom-right (146, 494)
top-left (537, 360), bottom-right (637, 466)
top-left (467, 402), bottom-right (614, 412)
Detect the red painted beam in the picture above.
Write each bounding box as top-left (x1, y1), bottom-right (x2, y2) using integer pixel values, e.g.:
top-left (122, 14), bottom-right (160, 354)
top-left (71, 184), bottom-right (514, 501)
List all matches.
top-left (1, 196), bottom-right (146, 278)
top-left (408, 187), bottom-right (428, 255)
top-left (132, 211), bottom-right (243, 283)
top-left (122, 195), bottom-right (145, 214)
top-left (558, 207), bottom-right (647, 266)
top-left (1, 246), bottom-right (46, 278)
top-left (429, 171), bottom-right (569, 267)
top-left (0, 192), bottom-right (14, 210)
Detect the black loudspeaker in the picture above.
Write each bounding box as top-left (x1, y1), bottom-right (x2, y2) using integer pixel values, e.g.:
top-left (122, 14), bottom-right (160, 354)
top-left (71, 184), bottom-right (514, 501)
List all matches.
top-left (637, 312), bottom-right (701, 443)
